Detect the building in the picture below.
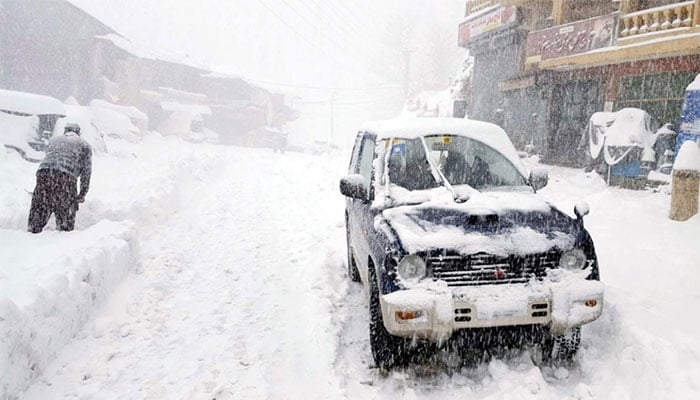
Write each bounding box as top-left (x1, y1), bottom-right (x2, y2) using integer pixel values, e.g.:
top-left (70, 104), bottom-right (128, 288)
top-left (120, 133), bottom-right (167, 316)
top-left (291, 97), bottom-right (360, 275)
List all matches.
top-left (0, 0), bottom-right (297, 142)
top-left (459, 0), bottom-right (700, 166)
top-left (0, 0), bottom-right (114, 103)
top-left (201, 73), bottom-right (299, 145)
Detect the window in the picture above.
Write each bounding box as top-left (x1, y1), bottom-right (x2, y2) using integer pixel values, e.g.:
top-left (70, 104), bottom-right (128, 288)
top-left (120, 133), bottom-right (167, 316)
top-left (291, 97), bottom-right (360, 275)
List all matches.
top-left (618, 72), bottom-right (695, 125)
top-left (358, 136), bottom-right (375, 196)
top-left (348, 133), bottom-right (362, 173)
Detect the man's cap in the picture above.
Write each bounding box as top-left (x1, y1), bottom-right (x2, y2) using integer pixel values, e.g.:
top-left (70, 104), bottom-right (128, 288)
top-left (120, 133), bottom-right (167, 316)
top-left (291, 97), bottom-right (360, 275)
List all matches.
top-left (64, 123), bottom-right (81, 135)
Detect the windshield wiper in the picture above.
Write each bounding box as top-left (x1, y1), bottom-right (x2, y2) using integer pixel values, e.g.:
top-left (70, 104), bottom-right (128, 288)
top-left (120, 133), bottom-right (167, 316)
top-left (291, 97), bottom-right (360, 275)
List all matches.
top-left (419, 136), bottom-right (470, 203)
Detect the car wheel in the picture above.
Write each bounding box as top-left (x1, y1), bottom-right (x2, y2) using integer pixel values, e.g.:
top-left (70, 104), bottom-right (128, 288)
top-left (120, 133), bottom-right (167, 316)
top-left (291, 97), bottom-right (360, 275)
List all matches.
top-left (345, 221), bottom-right (361, 283)
top-left (543, 327), bottom-right (581, 363)
top-left (368, 264), bottom-right (408, 370)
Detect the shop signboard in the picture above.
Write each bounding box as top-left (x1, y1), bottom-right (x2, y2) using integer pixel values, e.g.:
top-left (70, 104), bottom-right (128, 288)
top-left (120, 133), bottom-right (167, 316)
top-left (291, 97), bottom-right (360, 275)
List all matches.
top-left (458, 6), bottom-right (517, 47)
top-left (525, 13), bottom-right (618, 63)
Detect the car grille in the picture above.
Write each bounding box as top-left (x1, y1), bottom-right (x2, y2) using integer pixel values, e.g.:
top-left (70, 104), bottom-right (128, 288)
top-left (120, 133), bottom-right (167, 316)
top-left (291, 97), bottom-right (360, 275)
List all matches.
top-left (427, 251), bottom-right (560, 287)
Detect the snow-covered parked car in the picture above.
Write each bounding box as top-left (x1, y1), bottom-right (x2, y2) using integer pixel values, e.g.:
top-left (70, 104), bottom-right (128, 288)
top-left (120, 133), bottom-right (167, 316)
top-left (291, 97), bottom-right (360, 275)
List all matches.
top-left (340, 118), bottom-right (604, 369)
top-left (0, 89), bottom-right (66, 161)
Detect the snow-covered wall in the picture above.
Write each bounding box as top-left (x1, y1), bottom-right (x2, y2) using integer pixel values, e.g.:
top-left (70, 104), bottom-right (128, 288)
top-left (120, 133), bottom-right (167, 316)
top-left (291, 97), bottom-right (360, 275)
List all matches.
top-left (0, 221), bottom-right (139, 398)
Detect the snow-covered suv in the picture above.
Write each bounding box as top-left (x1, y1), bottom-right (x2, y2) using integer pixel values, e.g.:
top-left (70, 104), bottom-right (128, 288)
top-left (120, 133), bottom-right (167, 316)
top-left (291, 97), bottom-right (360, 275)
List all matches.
top-left (340, 118), bottom-right (604, 369)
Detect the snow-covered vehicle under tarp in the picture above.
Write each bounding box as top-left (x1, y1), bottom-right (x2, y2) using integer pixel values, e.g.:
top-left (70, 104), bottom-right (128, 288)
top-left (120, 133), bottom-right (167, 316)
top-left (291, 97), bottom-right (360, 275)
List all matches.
top-left (584, 108), bottom-right (662, 183)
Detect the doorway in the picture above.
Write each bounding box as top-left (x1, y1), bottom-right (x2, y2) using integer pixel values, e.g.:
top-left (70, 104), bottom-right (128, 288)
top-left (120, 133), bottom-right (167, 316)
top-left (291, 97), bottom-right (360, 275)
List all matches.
top-left (546, 78), bottom-right (603, 166)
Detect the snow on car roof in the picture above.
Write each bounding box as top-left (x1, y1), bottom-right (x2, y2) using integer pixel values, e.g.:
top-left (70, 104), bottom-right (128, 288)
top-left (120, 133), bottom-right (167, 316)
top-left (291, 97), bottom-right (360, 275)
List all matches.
top-left (0, 89), bottom-right (66, 116)
top-left (362, 117), bottom-right (528, 177)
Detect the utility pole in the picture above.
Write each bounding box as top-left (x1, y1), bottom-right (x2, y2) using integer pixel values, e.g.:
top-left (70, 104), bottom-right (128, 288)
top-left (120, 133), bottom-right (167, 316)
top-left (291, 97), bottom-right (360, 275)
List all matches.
top-left (403, 49), bottom-right (414, 102)
top-left (402, 48), bottom-right (417, 106)
top-left (330, 91), bottom-right (337, 145)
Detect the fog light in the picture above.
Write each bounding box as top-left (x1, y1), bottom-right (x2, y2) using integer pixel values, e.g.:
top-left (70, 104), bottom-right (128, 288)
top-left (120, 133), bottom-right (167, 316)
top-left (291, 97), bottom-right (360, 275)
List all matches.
top-left (395, 310), bottom-right (423, 321)
top-left (585, 299), bottom-right (598, 307)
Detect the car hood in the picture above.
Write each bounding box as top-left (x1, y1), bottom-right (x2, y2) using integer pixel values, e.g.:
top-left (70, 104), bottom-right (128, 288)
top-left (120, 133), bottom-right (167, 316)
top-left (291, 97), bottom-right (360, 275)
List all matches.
top-left (381, 191), bottom-right (578, 257)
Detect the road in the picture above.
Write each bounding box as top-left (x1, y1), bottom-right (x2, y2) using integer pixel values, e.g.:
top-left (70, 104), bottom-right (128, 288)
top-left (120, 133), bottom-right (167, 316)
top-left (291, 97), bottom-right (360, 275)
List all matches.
top-left (23, 147), bottom-right (700, 399)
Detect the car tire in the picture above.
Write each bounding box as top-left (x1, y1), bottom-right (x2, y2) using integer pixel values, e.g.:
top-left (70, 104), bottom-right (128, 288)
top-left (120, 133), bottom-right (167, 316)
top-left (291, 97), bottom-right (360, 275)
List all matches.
top-left (345, 221), bottom-right (361, 283)
top-left (543, 327), bottom-right (581, 363)
top-left (368, 264), bottom-right (408, 370)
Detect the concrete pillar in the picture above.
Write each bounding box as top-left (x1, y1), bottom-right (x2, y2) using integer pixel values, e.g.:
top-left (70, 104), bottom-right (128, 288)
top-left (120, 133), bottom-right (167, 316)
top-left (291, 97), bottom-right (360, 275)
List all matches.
top-left (619, 0), bottom-right (637, 13)
top-left (551, 0), bottom-right (565, 24)
top-left (670, 170), bottom-right (700, 221)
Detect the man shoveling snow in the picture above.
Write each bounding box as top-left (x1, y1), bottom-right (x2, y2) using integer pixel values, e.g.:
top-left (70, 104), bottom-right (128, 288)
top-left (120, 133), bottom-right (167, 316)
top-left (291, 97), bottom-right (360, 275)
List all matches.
top-left (27, 123), bottom-right (92, 233)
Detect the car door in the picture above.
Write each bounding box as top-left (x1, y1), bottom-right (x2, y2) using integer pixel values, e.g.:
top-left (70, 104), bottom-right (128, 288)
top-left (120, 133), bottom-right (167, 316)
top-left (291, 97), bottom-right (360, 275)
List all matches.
top-left (349, 133), bottom-right (376, 283)
top-left (346, 132), bottom-right (364, 273)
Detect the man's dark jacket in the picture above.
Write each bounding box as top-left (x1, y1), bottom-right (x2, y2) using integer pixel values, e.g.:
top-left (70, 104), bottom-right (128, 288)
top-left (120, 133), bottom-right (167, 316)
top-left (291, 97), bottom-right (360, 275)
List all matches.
top-left (38, 132), bottom-right (92, 198)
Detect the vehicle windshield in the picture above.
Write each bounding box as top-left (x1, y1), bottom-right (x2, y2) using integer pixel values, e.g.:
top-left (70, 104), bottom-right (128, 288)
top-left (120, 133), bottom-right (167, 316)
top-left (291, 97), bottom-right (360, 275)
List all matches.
top-left (385, 135), bottom-right (528, 191)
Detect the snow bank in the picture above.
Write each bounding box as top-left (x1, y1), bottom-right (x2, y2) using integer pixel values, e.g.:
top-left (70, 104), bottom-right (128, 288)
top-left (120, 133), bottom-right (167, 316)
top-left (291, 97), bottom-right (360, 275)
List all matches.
top-left (0, 149), bottom-right (39, 229)
top-left (0, 134), bottom-right (228, 398)
top-left (0, 220), bottom-right (139, 398)
top-left (673, 139), bottom-right (700, 171)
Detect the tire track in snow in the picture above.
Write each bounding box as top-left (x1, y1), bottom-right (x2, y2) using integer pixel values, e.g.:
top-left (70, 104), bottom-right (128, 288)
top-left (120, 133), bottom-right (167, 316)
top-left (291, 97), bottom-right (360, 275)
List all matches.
top-left (23, 149), bottom-right (346, 400)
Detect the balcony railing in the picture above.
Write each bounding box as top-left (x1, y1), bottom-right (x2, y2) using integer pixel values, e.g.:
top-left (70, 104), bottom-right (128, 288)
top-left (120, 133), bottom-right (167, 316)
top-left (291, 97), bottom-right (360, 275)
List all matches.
top-left (465, 0), bottom-right (496, 16)
top-left (619, 1), bottom-right (696, 37)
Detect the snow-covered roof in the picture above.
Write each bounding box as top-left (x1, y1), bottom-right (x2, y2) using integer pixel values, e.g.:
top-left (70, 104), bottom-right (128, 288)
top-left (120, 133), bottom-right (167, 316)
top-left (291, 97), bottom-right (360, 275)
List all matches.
top-left (90, 99), bottom-right (148, 121)
top-left (0, 89), bottom-right (66, 116)
top-left (158, 87), bottom-right (207, 103)
top-left (160, 101), bottom-right (212, 116)
top-left (202, 71), bottom-right (246, 81)
top-left (363, 117), bottom-right (527, 176)
top-left (96, 33), bottom-right (208, 71)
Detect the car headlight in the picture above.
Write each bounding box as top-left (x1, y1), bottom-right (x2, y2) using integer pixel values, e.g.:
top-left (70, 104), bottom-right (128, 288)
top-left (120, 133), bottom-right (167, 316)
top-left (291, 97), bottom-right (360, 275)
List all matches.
top-left (397, 255), bottom-right (427, 281)
top-left (559, 249), bottom-right (587, 270)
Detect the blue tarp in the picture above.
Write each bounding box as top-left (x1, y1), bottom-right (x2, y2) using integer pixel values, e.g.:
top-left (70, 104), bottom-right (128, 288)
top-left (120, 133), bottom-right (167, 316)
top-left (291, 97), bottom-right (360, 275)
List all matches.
top-left (677, 88), bottom-right (700, 153)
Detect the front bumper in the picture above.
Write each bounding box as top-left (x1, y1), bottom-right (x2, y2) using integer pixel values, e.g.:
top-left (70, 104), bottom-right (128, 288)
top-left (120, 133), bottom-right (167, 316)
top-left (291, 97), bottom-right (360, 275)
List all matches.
top-left (380, 278), bottom-right (604, 342)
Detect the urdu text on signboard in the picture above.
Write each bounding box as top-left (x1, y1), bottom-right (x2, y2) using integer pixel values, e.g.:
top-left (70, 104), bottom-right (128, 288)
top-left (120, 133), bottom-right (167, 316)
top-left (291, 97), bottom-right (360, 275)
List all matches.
top-left (458, 7), bottom-right (517, 47)
top-left (525, 13), bottom-right (618, 63)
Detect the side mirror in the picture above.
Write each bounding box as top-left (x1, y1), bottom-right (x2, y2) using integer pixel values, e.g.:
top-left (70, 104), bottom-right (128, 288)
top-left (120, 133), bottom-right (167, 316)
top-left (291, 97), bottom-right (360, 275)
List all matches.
top-left (529, 168), bottom-right (548, 191)
top-left (339, 174), bottom-right (368, 200)
top-left (574, 202), bottom-right (590, 220)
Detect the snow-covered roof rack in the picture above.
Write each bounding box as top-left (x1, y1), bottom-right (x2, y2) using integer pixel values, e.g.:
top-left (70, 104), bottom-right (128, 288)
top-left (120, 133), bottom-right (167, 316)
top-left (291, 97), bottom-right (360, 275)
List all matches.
top-left (0, 89), bottom-right (66, 116)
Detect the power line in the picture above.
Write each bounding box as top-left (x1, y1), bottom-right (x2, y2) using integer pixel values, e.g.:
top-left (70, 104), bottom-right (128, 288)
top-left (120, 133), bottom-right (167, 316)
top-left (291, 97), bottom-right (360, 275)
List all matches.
top-left (301, 0), bottom-right (404, 75)
top-left (253, 0), bottom-right (370, 81)
top-left (276, 0), bottom-right (378, 72)
top-left (244, 76), bottom-right (402, 91)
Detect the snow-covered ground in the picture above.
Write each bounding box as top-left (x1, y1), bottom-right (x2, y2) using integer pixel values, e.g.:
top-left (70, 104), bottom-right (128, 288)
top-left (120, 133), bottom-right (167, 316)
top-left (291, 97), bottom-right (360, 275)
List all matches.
top-left (2, 138), bottom-right (699, 399)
